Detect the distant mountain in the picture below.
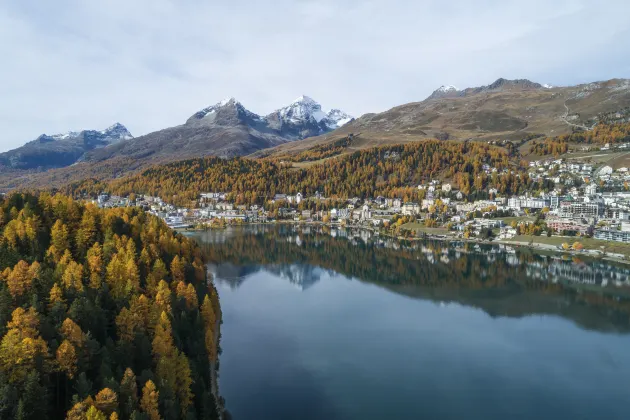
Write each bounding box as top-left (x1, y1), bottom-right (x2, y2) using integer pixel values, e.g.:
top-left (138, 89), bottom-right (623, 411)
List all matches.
top-left (257, 78), bottom-right (630, 159)
top-left (0, 123), bottom-right (132, 170)
top-left (265, 95), bottom-right (353, 138)
top-left (82, 96), bottom-right (353, 164)
top-left (427, 78), bottom-right (544, 100)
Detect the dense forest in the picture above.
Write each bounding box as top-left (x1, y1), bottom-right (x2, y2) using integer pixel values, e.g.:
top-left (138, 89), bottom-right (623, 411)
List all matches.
top-left (63, 141), bottom-right (551, 206)
top-left (271, 135), bottom-right (356, 162)
top-left (530, 121), bottom-right (630, 155)
top-left (0, 193), bottom-right (221, 419)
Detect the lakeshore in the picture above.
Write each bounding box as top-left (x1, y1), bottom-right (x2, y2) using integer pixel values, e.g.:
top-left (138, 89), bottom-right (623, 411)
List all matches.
top-left (180, 219), bottom-right (630, 265)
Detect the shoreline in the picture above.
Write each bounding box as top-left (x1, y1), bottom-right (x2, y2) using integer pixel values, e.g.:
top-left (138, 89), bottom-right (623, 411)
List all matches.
top-left (210, 316), bottom-right (222, 420)
top-left (180, 220), bottom-right (630, 265)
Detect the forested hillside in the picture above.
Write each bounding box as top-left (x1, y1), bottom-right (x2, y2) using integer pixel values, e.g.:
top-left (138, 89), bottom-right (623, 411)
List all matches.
top-left (529, 120), bottom-right (630, 156)
top-left (63, 140), bottom-right (548, 206)
top-left (0, 193), bottom-right (221, 419)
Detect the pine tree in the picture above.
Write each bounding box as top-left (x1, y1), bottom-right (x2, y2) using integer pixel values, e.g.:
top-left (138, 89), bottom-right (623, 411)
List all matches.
top-left (50, 220), bottom-right (70, 259)
top-left (140, 380), bottom-right (161, 420)
top-left (154, 281), bottom-right (172, 314)
top-left (49, 283), bottom-right (66, 310)
top-left (15, 371), bottom-right (48, 420)
top-left (86, 405), bottom-right (107, 420)
top-left (176, 281), bottom-right (198, 310)
top-left (175, 352), bottom-right (193, 416)
top-left (147, 259), bottom-right (168, 295)
top-left (0, 308), bottom-right (48, 384)
top-left (60, 318), bottom-right (86, 349)
top-left (76, 209), bottom-right (99, 257)
top-left (56, 340), bottom-right (78, 379)
top-left (6, 260), bottom-right (32, 298)
top-left (86, 243), bottom-right (104, 290)
top-left (61, 261), bottom-right (84, 293)
top-left (119, 368), bottom-right (138, 418)
top-left (170, 256), bottom-right (185, 284)
top-left (94, 388), bottom-right (118, 416)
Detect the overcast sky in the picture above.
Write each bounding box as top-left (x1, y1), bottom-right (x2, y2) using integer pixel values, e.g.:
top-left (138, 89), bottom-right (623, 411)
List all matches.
top-left (1, 0), bottom-right (629, 152)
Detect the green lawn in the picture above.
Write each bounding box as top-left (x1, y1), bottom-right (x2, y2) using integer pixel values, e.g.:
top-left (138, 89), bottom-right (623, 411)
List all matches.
top-left (399, 222), bottom-right (449, 235)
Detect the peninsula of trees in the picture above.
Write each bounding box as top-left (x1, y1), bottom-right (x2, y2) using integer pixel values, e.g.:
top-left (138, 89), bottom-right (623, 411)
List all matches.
top-left (0, 193), bottom-right (221, 419)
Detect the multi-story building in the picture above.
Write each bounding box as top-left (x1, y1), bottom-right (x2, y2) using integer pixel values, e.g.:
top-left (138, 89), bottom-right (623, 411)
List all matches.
top-left (594, 228), bottom-right (630, 243)
top-left (558, 201), bottom-right (604, 218)
top-left (546, 217), bottom-right (592, 235)
top-left (507, 197), bottom-right (549, 210)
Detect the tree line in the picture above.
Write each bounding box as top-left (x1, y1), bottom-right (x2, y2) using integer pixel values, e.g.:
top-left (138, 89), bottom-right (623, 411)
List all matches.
top-left (62, 140), bottom-right (550, 206)
top-left (530, 121), bottom-right (630, 156)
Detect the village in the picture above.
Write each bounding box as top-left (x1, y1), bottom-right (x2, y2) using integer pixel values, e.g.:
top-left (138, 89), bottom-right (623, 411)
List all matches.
top-left (94, 155), bottom-right (630, 257)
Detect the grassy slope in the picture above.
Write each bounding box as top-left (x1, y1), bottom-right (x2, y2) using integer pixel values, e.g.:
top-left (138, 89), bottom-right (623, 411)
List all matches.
top-left (255, 79), bottom-right (630, 160)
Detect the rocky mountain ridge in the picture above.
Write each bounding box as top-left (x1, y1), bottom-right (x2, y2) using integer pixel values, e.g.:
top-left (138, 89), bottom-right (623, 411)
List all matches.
top-left (0, 123), bottom-right (132, 170)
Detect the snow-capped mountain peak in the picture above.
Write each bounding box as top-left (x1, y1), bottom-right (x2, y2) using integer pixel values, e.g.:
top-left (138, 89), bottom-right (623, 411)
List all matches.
top-left (278, 95), bottom-right (327, 123)
top-left (323, 109), bottom-right (353, 129)
top-left (272, 96), bottom-right (353, 128)
top-left (292, 95), bottom-right (317, 105)
top-left (193, 97), bottom-right (252, 120)
top-left (47, 123), bottom-right (132, 143)
top-left (437, 85), bottom-right (458, 93)
top-left (219, 97), bottom-right (238, 106)
top-left (427, 84), bottom-right (463, 100)
top-left (100, 123), bottom-right (133, 141)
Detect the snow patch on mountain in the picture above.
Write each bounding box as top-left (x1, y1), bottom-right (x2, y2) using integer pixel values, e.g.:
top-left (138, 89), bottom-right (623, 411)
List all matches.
top-left (276, 95), bottom-right (327, 124)
top-left (47, 123), bottom-right (132, 143)
top-left (437, 85), bottom-right (458, 93)
top-left (272, 95), bottom-right (353, 128)
top-left (100, 123), bottom-right (133, 141)
top-left (193, 97), bottom-right (263, 122)
top-left (323, 109), bottom-right (353, 129)
top-left (51, 131), bottom-right (80, 141)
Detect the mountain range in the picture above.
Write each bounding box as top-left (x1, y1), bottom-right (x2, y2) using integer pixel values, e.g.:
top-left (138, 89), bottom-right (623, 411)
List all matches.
top-left (257, 78), bottom-right (630, 158)
top-left (0, 123), bottom-right (132, 171)
top-left (0, 96), bottom-right (352, 177)
top-left (1, 77), bottom-right (629, 190)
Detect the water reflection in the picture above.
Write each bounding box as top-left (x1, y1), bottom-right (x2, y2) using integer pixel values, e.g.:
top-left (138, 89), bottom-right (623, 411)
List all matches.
top-left (190, 225), bottom-right (630, 333)
top-left (209, 263), bottom-right (325, 291)
top-left (191, 226), bottom-right (630, 420)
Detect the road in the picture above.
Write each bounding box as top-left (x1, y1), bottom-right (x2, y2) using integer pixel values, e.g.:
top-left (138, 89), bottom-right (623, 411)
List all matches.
top-left (561, 96), bottom-right (596, 131)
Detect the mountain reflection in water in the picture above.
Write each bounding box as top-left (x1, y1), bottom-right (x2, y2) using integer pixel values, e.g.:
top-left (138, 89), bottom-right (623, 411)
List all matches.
top-left (189, 225), bottom-right (630, 420)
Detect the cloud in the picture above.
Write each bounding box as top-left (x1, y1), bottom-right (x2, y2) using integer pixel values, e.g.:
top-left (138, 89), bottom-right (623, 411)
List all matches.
top-left (0, 0), bottom-right (629, 151)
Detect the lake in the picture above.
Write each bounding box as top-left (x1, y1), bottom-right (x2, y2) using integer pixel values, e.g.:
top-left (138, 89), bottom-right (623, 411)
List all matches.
top-left (190, 225), bottom-right (630, 420)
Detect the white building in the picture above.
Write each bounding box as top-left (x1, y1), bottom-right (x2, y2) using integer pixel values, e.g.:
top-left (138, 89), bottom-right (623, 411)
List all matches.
top-left (585, 184), bottom-right (597, 196)
top-left (402, 202), bottom-right (420, 216)
top-left (598, 166), bottom-right (613, 177)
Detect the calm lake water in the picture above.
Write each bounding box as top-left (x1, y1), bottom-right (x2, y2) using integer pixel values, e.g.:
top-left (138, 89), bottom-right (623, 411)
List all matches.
top-left (190, 226), bottom-right (630, 420)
